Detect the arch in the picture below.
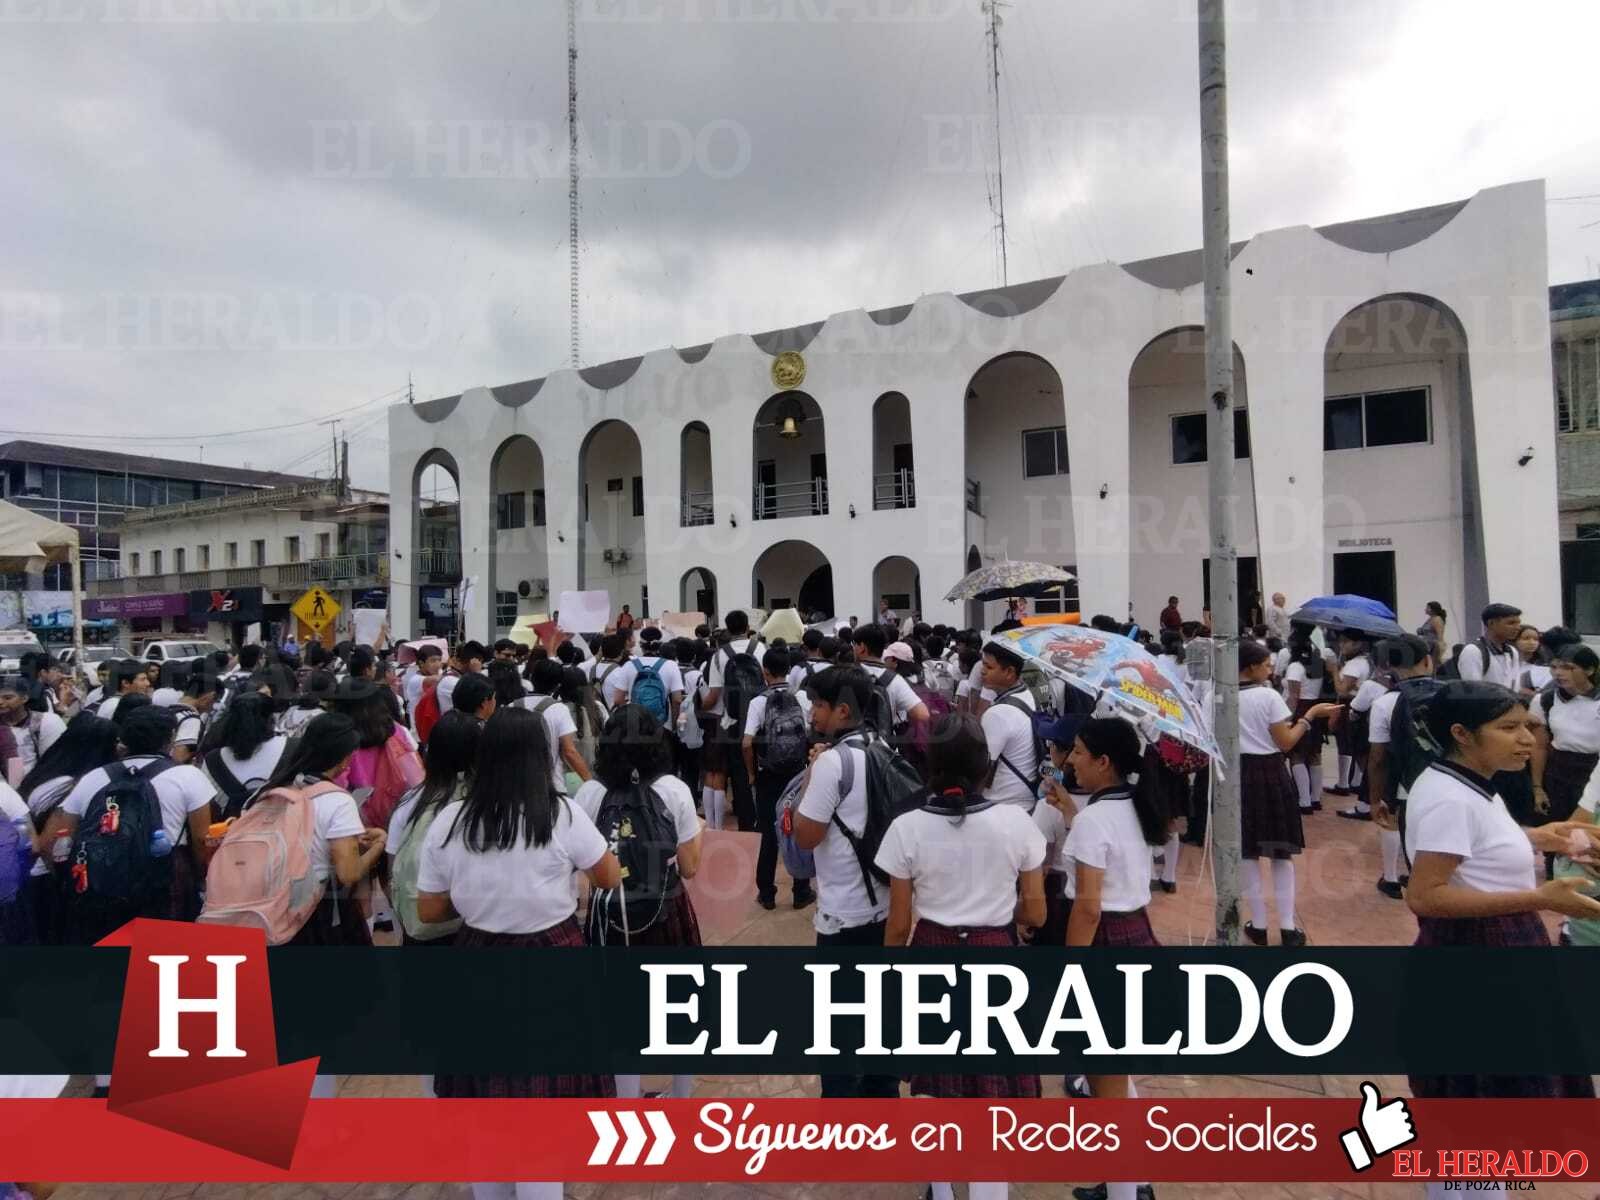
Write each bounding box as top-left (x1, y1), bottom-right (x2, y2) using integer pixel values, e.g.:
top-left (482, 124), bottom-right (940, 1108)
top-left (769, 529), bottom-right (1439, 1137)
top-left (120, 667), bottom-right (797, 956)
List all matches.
top-left (680, 566), bottom-right (718, 621)
top-left (488, 434), bottom-right (549, 636)
top-left (753, 539), bottom-right (833, 621)
top-left (871, 391), bottom-right (915, 510)
top-left (752, 390), bottom-right (828, 521)
top-left (577, 419), bottom-right (648, 615)
top-left (872, 555), bottom-right (921, 620)
top-left (410, 449), bottom-right (462, 638)
top-left (1322, 293), bottom-right (1475, 629)
top-left (962, 351), bottom-right (1069, 630)
top-left (1126, 327), bottom-right (1252, 629)
top-left (680, 421), bottom-right (714, 527)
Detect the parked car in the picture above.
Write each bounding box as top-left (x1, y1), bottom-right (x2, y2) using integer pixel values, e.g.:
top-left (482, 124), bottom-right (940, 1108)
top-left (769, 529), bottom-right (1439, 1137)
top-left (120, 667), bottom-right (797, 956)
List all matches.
top-left (140, 640), bottom-right (224, 666)
top-left (0, 631), bottom-right (45, 672)
top-left (57, 644), bottom-right (134, 687)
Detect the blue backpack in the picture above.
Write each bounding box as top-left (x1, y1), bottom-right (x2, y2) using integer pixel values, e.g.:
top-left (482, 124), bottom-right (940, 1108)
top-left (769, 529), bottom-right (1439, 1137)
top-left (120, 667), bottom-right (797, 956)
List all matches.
top-left (774, 771), bottom-right (816, 881)
top-left (630, 658), bottom-right (671, 724)
top-left (1, 813), bottom-right (35, 945)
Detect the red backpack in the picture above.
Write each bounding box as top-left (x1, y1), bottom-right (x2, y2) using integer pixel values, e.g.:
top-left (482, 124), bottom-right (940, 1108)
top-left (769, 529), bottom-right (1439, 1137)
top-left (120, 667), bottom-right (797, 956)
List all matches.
top-left (413, 675), bottom-right (446, 745)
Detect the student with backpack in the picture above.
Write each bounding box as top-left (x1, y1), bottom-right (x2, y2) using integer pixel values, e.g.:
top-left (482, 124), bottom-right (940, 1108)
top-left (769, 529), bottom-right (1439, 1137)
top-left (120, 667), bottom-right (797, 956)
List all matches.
top-left (1281, 623), bottom-right (1334, 814)
top-left (435, 640), bottom-right (486, 715)
top-left (1363, 635), bottom-right (1436, 900)
top-left (199, 693), bottom-right (287, 821)
top-left (448, 673), bottom-right (498, 723)
top-left (519, 659), bottom-right (592, 797)
top-left (387, 709), bottom-right (480, 948)
top-left (789, 666), bottom-right (906, 1099)
top-left (278, 670), bottom-right (332, 737)
top-left (168, 671), bottom-right (220, 766)
top-left (701, 610), bottom-right (764, 832)
top-left (96, 660), bottom-right (150, 722)
top-left (44, 707), bottom-right (218, 943)
top-left (673, 638), bottom-right (707, 793)
top-left (850, 625), bottom-right (930, 738)
top-left (978, 641), bottom-right (1042, 807)
top-left (600, 627), bottom-right (684, 727)
top-left (743, 649), bottom-right (816, 912)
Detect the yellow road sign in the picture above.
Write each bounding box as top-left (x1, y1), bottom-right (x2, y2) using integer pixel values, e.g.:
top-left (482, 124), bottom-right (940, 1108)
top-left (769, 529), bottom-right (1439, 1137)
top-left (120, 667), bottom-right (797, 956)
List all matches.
top-left (291, 585), bottom-right (341, 631)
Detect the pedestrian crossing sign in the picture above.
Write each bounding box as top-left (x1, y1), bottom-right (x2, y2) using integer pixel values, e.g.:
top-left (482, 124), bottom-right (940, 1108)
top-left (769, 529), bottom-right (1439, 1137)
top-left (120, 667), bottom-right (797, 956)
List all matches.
top-left (292, 585), bottom-right (340, 631)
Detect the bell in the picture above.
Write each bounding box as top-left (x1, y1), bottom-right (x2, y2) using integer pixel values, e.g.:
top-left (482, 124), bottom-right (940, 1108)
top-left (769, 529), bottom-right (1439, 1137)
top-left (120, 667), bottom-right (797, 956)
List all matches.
top-left (779, 415), bottom-right (801, 439)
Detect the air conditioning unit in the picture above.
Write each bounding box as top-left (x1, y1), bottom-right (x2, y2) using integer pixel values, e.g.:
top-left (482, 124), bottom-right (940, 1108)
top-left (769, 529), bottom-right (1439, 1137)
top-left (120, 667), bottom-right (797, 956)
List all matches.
top-left (517, 580), bottom-right (532, 598)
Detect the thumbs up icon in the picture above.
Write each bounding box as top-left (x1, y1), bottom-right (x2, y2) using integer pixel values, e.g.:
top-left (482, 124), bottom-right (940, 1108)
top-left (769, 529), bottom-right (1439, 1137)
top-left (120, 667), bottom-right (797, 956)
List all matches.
top-left (1339, 1081), bottom-right (1418, 1171)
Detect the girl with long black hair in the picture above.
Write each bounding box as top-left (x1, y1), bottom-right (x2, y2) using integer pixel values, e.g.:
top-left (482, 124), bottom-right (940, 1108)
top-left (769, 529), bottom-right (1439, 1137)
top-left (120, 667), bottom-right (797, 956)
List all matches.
top-left (386, 709), bottom-right (480, 947)
top-left (16, 714), bottom-right (119, 943)
top-left (197, 692), bottom-right (286, 820)
top-left (1282, 622), bottom-right (1332, 814)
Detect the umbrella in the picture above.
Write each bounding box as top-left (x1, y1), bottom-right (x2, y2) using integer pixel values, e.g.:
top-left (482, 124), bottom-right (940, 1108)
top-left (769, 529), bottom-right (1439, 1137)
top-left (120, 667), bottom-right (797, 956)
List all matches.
top-left (1290, 594), bottom-right (1403, 639)
top-left (990, 623), bottom-right (1219, 759)
top-left (944, 561), bottom-right (1076, 604)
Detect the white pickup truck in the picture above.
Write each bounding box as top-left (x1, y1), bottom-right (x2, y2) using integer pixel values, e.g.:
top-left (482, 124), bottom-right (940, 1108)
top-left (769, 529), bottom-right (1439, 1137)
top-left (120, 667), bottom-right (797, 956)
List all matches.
top-left (140, 639), bottom-right (224, 666)
top-left (0, 630), bottom-right (44, 673)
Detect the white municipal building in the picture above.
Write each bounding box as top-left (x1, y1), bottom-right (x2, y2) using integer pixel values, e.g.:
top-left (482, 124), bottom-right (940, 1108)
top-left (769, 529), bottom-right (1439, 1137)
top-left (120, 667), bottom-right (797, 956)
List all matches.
top-left (387, 180), bottom-right (1560, 642)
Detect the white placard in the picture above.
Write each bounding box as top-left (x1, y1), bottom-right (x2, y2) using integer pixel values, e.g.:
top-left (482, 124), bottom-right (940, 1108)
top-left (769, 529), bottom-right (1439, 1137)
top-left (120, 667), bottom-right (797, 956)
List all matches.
top-left (557, 589), bottom-right (611, 634)
top-left (353, 608), bottom-right (387, 647)
top-left (659, 610), bottom-right (704, 639)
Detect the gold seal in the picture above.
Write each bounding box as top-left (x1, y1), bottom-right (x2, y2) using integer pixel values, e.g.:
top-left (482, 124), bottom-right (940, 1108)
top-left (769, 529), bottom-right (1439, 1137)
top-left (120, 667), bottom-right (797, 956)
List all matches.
top-left (771, 350), bottom-right (806, 390)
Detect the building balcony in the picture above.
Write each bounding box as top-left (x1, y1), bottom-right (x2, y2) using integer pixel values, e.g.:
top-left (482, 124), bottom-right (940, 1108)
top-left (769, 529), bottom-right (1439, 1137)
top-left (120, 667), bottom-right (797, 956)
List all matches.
top-left (680, 490), bottom-right (714, 527)
top-left (965, 477), bottom-right (983, 516)
top-left (872, 469), bottom-right (916, 511)
top-left (753, 478), bottom-right (829, 521)
top-left (410, 547), bottom-right (462, 583)
top-left (85, 554), bottom-right (389, 599)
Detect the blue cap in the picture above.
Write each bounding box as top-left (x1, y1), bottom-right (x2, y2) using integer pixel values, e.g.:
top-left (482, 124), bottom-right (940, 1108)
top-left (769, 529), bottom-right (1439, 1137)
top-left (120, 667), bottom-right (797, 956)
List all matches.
top-left (1034, 710), bottom-right (1084, 748)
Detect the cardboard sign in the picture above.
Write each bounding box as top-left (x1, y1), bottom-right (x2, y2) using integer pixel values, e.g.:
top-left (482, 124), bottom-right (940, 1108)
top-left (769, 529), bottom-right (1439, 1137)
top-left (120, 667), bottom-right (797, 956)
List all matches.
top-left (556, 590), bottom-right (610, 634)
top-left (658, 610), bottom-right (705, 639)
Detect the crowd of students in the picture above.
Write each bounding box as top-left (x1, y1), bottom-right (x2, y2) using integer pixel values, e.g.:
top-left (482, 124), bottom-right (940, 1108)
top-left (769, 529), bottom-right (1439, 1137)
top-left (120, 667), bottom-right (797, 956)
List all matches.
top-left (5, 597), bottom-right (1600, 1200)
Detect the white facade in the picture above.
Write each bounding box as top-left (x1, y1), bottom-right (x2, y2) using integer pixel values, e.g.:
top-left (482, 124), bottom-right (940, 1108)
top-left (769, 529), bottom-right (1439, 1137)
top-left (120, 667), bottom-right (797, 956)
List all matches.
top-left (390, 181), bottom-right (1561, 642)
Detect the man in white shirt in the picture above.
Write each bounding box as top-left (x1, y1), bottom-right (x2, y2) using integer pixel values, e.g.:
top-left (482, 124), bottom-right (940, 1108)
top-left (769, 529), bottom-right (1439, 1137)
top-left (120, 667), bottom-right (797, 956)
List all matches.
top-left (978, 641), bottom-right (1039, 806)
top-left (849, 625), bottom-right (929, 733)
top-left (791, 664), bottom-right (899, 1099)
top-left (435, 640), bottom-right (486, 714)
top-left (700, 611), bottom-right (763, 831)
top-left (1457, 602), bottom-right (1524, 688)
top-left (601, 627), bottom-right (685, 725)
top-left (97, 660), bottom-right (151, 721)
top-left (403, 644), bottom-right (443, 731)
top-left (1265, 592), bottom-right (1291, 643)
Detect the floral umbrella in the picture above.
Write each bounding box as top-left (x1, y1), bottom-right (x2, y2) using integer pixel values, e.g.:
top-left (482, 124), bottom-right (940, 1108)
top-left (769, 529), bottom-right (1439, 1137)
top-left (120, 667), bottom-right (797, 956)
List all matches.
top-left (944, 561), bottom-right (1076, 604)
top-left (989, 622), bottom-right (1219, 759)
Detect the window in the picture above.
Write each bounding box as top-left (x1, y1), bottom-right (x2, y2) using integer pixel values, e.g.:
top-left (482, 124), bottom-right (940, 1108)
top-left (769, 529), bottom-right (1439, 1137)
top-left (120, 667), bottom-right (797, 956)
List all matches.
top-left (496, 590), bottom-right (518, 629)
top-left (1022, 427), bottom-right (1070, 478)
top-left (284, 536), bottom-right (301, 563)
top-left (1578, 524), bottom-right (1600, 541)
top-left (151, 550), bottom-right (162, 575)
top-left (316, 532), bottom-right (331, 559)
top-left (607, 477), bottom-right (624, 492)
top-left (632, 475), bottom-right (644, 517)
top-left (98, 474), bottom-right (127, 506)
top-left (640, 585), bottom-right (649, 618)
top-left (59, 469), bottom-right (96, 503)
top-left (251, 539), bottom-right (266, 567)
top-left (1031, 564), bottom-right (1081, 615)
top-left (173, 547), bottom-right (185, 573)
top-left (1171, 410), bottom-right (1250, 464)
top-left (225, 542), bottom-right (238, 567)
top-left (531, 488), bottom-right (546, 527)
top-left (1323, 388), bottom-right (1431, 450)
top-left (1557, 337), bottom-right (1600, 433)
top-left (496, 491), bottom-right (526, 530)
top-left (196, 545), bottom-right (209, 569)
top-left (130, 552), bottom-right (140, 576)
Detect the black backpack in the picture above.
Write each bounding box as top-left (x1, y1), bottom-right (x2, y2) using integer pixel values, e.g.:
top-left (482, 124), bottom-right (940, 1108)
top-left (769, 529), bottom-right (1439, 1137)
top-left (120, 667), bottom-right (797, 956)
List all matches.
top-left (859, 666), bottom-right (898, 739)
top-left (1382, 676), bottom-right (1446, 808)
top-left (756, 686), bottom-right (810, 775)
top-left (585, 782), bottom-right (683, 944)
top-left (990, 689), bottom-right (1047, 792)
top-left (65, 759), bottom-right (177, 940)
top-left (830, 732), bottom-right (926, 906)
top-left (204, 748), bottom-right (258, 821)
top-left (720, 639), bottom-right (765, 730)
top-left (1436, 637), bottom-right (1489, 682)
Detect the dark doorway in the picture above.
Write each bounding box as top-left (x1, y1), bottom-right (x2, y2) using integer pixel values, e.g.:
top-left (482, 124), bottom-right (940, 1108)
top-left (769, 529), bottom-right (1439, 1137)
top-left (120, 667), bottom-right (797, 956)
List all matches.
top-left (757, 460), bottom-right (776, 520)
top-left (892, 442), bottom-right (915, 508)
top-left (1333, 551), bottom-right (1397, 616)
top-left (810, 453), bottom-right (828, 516)
top-left (1561, 539), bottom-right (1600, 635)
top-left (1203, 556), bottom-right (1261, 629)
top-left (799, 564), bottom-right (834, 618)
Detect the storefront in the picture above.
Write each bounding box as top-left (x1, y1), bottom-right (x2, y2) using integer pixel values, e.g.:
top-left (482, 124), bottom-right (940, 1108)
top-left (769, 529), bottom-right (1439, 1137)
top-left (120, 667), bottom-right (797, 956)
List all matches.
top-left (83, 592), bottom-right (188, 644)
top-left (187, 586), bottom-right (264, 649)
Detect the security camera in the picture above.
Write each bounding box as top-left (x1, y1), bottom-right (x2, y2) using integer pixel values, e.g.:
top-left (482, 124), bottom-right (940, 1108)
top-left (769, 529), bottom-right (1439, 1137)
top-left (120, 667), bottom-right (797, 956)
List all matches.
top-left (1517, 447), bottom-right (1534, 467)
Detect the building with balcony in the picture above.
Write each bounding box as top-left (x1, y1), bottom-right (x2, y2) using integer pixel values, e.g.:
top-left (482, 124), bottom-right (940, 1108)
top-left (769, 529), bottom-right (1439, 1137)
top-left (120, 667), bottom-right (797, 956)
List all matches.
top-left (1552, 278), bottom-right (1600, 635)
top-left (389, 181), bottom-right (1560, 643)
top-left (82, 477), bottom-right (396, 648)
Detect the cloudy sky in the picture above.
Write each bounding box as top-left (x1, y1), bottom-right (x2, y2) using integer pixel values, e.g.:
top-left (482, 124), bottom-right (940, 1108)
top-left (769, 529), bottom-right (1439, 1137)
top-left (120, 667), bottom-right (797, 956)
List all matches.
top-left (3, 0), bottom-right (1597, 490)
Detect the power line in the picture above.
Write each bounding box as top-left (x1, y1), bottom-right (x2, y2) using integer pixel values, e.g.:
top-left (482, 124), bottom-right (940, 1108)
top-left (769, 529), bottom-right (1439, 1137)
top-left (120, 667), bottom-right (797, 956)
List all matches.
top-left (0, 386), bottom-right (406, 444)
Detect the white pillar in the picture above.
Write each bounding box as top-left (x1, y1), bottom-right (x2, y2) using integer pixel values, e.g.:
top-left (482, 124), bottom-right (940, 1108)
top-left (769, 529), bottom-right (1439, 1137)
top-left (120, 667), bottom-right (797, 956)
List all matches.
top-left (388, 451), bottom-right (417, 640)
top-left (457, 453), bottom-right (494, 645)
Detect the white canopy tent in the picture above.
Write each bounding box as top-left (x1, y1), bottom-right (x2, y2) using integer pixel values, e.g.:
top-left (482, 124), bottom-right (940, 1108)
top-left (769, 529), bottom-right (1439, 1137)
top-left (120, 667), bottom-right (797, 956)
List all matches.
top-left (0, 499), bottom-right (84, 662)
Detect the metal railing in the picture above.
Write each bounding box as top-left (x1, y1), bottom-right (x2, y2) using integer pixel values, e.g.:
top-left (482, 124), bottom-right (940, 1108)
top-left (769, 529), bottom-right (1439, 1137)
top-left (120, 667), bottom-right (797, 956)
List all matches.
top-left (872, 469), bottom-right (916, 510)
top-left (88, 554), bottom-right (390, 598)
top-left (753, 478), bottom-right (829, 520)
top-left (965, 477), bottom-right (983, 516)
top-left (270, 554), bottom-right (384, 588)
top-left (412, 547), bottom-right (462, 580)
top-left (680, 490), bottom-right (714, 527)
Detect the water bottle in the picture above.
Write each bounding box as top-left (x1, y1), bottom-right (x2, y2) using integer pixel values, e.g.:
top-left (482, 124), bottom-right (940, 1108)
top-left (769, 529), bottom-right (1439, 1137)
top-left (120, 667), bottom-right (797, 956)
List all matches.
top-left (148, 826), bottom-right (173, 858)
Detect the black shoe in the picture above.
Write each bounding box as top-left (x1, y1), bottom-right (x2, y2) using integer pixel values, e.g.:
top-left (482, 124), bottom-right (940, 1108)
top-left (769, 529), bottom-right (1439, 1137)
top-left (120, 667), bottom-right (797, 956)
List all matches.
top-left (1066, 1074), bottom-right (1093, 1099)
top-left (756, 895), bottom-right (776, 911)
top-left (1336, 807), bottom-right (1372, 821)
top-left (1280, 928), bottom-right (1308, 948)
top-left (1073, 1186), bottom-right (1156, 1200)
top-left (1328, 785), bottom-right (1354, 797)
top-left (1243, 923), bottom-right (1268, 946)
top-left (793, 890), bottom-right (816, 911)
top-left (92, 1085), bottom-right (110, 1099)
top-left (1158, 880), bottom-right (1177, 894)
top-left (1376, 879), bottom-right (1403, 900)
top-left (1309, 800), bottom-right (1323, 812)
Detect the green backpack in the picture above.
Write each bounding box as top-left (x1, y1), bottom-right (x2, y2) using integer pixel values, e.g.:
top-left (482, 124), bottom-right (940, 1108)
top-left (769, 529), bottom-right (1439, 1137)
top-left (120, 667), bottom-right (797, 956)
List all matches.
top-left (391, 785), bottom-right (464, 943)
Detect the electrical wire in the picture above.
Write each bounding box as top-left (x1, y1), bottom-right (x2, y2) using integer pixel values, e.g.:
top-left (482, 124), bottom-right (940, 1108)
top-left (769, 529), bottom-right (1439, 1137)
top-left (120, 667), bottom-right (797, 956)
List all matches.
top-left (0, 387), bottom-right (406, 444)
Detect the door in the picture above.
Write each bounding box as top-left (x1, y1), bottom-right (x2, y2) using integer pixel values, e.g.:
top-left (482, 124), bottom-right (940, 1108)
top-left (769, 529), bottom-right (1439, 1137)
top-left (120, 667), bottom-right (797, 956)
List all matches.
top-left (757, 460), bottom-right (776, 519)
top-left (810, 452), bottom-right (828, 515)
top-left (1333, 551), bottom-right (1398, 616)
top-left (892, 442), bottom-right (914, 508)
top-left (1202, 556), bottom-right (1261, 629)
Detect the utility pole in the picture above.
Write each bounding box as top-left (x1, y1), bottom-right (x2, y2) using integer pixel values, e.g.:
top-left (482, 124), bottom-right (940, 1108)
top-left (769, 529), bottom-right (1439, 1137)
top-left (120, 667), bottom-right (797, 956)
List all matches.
top-left (317, 418), bottom-right (341, 481)
top-left (567, 0), bottom-right (581, 368)
top-left (1198, 0), bottom-right (1241, 945)
top-left (983, 0), bottom-right (1009, 286)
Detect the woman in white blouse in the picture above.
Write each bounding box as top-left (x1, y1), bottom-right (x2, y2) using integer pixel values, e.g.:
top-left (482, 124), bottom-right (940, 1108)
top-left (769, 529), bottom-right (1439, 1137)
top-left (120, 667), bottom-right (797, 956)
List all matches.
top-left (1530, 643), bottom-right (1600, 827)
top-left (1405, 680), bottom-right (1600, 1101)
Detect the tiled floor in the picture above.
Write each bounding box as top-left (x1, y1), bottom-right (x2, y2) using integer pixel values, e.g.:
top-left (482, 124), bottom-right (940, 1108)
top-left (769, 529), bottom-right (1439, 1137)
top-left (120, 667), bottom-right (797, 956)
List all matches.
top-left (49, 788), bottom-right (1597, 1200)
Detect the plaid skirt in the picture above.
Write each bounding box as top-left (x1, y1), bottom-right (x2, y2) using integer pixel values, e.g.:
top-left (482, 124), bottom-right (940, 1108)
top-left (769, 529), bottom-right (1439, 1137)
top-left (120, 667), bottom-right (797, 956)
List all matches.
top-left (1287, 698), bottom-right (1327, 765)
top-left (433, 918), bottom-right (615, 1100)
top-left (1542, 748), bottom-right (1596, 824)
top-left (1240, 753), bottom-right (1304, 860)
top-left (603, 888), bottom-right (703, 948)
top-left (1091, 907), bottom-right (1159, 948)
top-left (1410, 911), bottom-right (1594, 1099)
top-left (906, 921), bottom-right (1039, 1099)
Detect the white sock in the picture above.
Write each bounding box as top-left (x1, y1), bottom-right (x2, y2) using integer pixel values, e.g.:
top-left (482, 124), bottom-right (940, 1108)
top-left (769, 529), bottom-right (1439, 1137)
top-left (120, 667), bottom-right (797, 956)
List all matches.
top-left (1161, 834), bottom-right (1181, 884)
top-left (670, 1074), bottom-right (694, 1098)
top-left (703, 789), bottom-right (722, 830)
top-left (1272, 858), bottom-right (1297, 931)
top-left (1353, 797), bottom-right (1371, 814)
top-left (616, 1073), bottom-right (641, 1099)
top-left (1380, 828), bottom-right (1402, 883)
top-left (714, 789), bottom-right (728, 829)
top-left (1337, 754), bottom-right (1352, 788)
top-left (701, 785), bottom-right (714, 813)
top-left (1242, 861), bottom-right (1268, 928)
top-left (1291, 763), bottom-right (1312, 809)
top-left (1350, 758), bottom-right (1364, 788)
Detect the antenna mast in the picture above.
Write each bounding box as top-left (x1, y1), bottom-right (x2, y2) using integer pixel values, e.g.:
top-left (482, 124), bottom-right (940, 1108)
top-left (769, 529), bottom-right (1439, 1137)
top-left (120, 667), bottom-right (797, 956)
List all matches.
top-left (567, 0), bottom-right (581, 368)
top-left (983, 0), bottom-right (1009, 287)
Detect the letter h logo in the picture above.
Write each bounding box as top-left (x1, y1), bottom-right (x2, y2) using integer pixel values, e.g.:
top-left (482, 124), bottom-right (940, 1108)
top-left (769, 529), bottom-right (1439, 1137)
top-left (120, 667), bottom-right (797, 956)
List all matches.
top-left (147, 955), bottom-right (248, 1058)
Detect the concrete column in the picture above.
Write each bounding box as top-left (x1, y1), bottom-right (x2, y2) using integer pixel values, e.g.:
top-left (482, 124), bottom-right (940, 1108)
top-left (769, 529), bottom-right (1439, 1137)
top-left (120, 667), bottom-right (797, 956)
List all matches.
top-left (456, 451), bottom-right (494, 645)
top-left (387, 446), bottom-right (417, 640)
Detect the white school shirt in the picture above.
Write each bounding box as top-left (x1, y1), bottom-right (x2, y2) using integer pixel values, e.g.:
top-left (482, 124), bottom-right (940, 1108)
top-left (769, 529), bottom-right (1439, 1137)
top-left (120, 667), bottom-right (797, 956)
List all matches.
top-left (1, 778), bottom-right (31, 862)
top-left (517, 694), bottom-right (579, 794)
top-left (858, 663), bottom-right (922, 725)
top-left (1404, 761), bottom-right (1537, 894)
top-left (214, 736), bottom-right (288, 793)
top-left (601, 654), bottom-right (684, 710)
top-left (282, 776), bottom-right (367, 887)
top-left (1032, 795), bottom-right (1068, 871)
top-left (981, 687), bottom-right (1038, 807)
top-left (1238, 684), bottom-right (1292, 756)
top-left (1366, 690), bottom-right (1408, 801)
top-left (964, 659), bottom-right (996, 705)
top-left (1457, 640), bottom-right (1521, 689)
top-left (151, 687), bottom-right (184, 708)
top-left (1338, 655), bottom-right (1372, 690)
top-left (1282, 661), bottom-right (1327, 703)
top-left (172, 706), bottom-right (206, 749)
top-left (23, 776), bottom-right (73, 877)
top-left (1059, 788), bottom-right (1155, 913)
top-left (1156, 654), bottom-right (1188, 684)
top-left (416, 797), bottom-right (607, 934)
top-left (60, 757), bottom-right (218, 845)
top-left (97, 695), bottom-right (124, 720)
top-left (874, 802), bottom-right (1044, 929)
top-left (403, 670), bottom-right (428, 723)
top-left (278, 705), bottom-right (321, 736)
top-left (573, 774), bottom-right (701, 847)
top-left (1530, 689), bottom-right (1600, 754)
top-left (2, 710), bottom-right (65, 778)
top-left (1351, 678), bottom-right (1388, 715)
top-left (797, 735), bottom-right (889, 932)
top-left (707, 637), bottom-right (762, 728)
top-left (436, 671), bottom-right (463, 713)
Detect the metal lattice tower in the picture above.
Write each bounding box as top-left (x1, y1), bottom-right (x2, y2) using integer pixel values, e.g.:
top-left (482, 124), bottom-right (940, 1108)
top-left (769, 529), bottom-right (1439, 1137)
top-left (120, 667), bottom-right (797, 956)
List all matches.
top-left (567, 0), bottom-right (580, 368)
top-left (984, 0), bottom-right (1009, 287)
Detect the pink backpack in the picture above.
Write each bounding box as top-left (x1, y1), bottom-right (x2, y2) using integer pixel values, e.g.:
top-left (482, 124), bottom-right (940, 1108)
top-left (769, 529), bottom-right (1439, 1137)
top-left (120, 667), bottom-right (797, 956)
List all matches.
top-left (199, 780), bottom-right (339, 945)
top-left (361, 731), bottom-right (424, 830)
